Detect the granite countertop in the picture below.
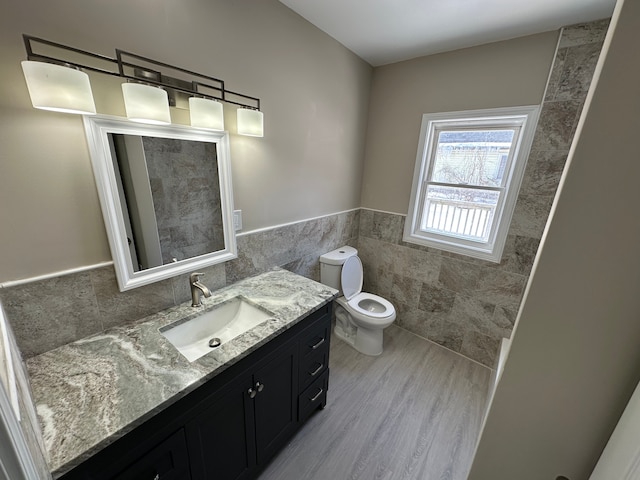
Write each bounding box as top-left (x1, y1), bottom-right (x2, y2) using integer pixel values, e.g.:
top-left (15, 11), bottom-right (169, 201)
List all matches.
top-left (25, 268), bottom-right (338, 478)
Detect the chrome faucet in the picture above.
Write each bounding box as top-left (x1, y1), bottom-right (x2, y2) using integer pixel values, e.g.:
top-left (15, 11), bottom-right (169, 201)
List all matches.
top-left (190, 272), bottom-right (211, 307)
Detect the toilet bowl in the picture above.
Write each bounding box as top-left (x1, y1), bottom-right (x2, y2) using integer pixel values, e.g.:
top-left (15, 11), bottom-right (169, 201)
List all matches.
top-left (319, 246), bottom-right (396, 356)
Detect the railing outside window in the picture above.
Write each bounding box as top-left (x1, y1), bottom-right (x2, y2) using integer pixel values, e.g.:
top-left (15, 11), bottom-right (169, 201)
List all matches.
top-left (422, 198), bottom-right (494, 242)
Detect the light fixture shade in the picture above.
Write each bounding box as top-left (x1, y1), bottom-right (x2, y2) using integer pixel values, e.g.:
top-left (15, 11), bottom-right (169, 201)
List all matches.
top-left (237, 108), bottom-right (264, 137)
top-left (21, 60), bottom-right (96, 115)
top-left (121, 83), bottom-right (171, 125)
top-left (189, 97), bottom-right (224, 130)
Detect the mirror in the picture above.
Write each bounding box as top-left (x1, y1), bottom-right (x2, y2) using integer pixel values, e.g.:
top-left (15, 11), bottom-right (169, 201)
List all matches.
top-left (83, 115), bottom-right (237, 291)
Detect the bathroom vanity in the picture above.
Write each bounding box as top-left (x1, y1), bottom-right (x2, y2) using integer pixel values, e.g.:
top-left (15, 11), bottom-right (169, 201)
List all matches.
top-left (25, 269), bottom-right (337, 479)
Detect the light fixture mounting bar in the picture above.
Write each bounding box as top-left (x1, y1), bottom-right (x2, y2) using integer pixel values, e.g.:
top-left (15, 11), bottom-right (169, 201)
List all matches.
top-left (22, 34), bottom-right (260, 111)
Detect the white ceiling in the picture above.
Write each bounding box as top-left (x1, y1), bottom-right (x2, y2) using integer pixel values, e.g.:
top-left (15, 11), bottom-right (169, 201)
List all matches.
top-left (279, 0), bottom-right (617, 66)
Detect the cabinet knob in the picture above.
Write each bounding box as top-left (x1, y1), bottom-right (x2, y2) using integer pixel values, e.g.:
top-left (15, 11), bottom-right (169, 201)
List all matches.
top-left (248, 387), bottom-right (257, 398)
top-left (153, 474), bottom-right (160, 480)
top-left (256, 381), bottom-right (264, 392)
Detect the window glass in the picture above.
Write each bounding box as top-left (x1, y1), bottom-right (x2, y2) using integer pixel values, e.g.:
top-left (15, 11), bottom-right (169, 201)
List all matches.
top-left (431, 129), bottom-right (516, 187)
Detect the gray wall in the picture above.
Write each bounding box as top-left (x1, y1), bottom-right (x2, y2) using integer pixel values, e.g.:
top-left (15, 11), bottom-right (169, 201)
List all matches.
top-left (0, 0), bottom-right (371, 283)
top-left (469, 0), bottom-right (640, 477)
top-left (356, 21), bottom-right (607, 367)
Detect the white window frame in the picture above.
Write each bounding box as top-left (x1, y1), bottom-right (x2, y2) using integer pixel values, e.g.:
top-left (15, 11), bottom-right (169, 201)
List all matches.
top-left (403, 105), bottom-right (540, 262)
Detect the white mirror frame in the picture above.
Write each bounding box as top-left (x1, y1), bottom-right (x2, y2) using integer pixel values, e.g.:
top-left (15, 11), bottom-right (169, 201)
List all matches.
top-left (83, 115), bottom-right (237, 291)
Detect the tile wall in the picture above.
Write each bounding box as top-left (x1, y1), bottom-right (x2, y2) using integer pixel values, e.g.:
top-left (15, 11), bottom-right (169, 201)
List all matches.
top-left (357, 19), bottom-right (609, 366)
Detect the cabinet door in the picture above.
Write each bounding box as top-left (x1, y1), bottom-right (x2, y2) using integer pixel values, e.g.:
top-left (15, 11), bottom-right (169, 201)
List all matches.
top-left (253, 341), bottom-right (299, 465)
top-left (186, 373), bottom-right (256, 480)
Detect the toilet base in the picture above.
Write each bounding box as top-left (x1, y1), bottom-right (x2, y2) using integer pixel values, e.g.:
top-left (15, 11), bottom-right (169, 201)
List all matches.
top-left (334, 323), bottom-right (384, 356)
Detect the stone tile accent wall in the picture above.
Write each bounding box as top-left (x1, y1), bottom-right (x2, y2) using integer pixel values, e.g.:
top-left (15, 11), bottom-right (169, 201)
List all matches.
top-left (358, 19), bottom-right (609, 367)
top-left (0, 210), bottom-right (359, 358)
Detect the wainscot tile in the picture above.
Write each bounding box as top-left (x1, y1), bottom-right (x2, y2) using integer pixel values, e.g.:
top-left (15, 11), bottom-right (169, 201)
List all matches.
top-left (450, 295), bottom-right (503, 338)
top-left (359, 208), bottom-right (374, 238)
top-left (393, 245), bottom-right (441, 283)
top-left (495, 235), bottom-right (540, 276)
top-left (475, 268), bottom-right (527, 309)
top-left (390, 274), bottom-right (422, 309)
top-left (461, 331), bottom-right (501, 367)
top-left (91, 267), bottom-right (175, 330)
top-left (395, 305), bottom-right (464, 353)
top-left (438, 257), bottom-right (481, 294)
top-left (371, 211), bottom-right (404, 244)
top-left (510, 194), bottom-right (554, 239)
top-left (282, 253), bottom-right (320, 282)
top-left (418, 283), bottom-right (456, 314)
top-left (0, 271), bottom-right (102, 357)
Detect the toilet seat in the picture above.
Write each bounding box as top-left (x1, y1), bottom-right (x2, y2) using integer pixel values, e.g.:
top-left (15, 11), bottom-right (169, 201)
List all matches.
top-left (347, 292), bottom-right (394, 319)
top-left (338, 256), bottom-right (395, 323)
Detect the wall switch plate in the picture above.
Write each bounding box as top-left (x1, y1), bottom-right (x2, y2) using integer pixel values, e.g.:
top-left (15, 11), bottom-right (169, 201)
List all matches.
top-left (233, 210), bottom-right (242, 231)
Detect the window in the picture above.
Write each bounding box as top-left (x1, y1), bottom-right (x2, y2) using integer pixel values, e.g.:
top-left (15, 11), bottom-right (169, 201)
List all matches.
top-left (404, 106), bottom-right (539, 262)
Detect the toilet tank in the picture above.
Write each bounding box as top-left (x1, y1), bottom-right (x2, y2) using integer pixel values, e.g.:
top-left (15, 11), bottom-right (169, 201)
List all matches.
top-left (319, 246), bottom-right (358, 292)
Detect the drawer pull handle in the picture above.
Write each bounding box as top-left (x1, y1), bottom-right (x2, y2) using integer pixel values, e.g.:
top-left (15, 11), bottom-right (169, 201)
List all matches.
top-left (310, 388), bottom-right (324, 402)
top-left (311, 338), bottom-right (325, 350)
top-left (309, 364), bottom-right (324, 376)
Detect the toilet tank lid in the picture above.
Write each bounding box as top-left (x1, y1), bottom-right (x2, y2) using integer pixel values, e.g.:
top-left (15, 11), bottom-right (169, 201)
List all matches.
top-left (319, 246), bottom-right (358, 266)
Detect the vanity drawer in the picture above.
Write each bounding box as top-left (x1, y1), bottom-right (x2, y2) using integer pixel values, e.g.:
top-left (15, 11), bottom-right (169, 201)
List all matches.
top-left (299, 313), bottom-right (330, 359)
top-left (298, 369), bottom-right (329, 422)
top-left (112, 429), bottom-right (190, 480)
top-left (299, 345), bottom-right (329, 392)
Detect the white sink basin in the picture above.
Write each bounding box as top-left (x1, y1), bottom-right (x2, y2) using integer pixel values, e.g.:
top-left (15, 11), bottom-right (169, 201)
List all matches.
top-left (160, 296), bottom-right (275, 362)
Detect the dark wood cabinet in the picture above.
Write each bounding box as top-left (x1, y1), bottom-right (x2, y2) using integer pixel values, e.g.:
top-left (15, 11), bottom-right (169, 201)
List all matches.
top-left (60, 303), bottom-right (331, 480)
top-left (253, 341), bottom-right (299, 464)
top-left (186, 372), bottom-right (256, 480)
top-left (186, 340), bottom-right (299, 479)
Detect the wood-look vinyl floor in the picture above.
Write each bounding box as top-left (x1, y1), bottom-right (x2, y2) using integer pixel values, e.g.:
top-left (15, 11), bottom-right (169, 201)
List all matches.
top-left (259, 325), bottom-right (491, 480)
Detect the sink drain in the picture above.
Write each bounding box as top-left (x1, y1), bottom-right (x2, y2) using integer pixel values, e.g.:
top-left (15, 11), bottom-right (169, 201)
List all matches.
top-left (208, 338), bottom-right (222, 348)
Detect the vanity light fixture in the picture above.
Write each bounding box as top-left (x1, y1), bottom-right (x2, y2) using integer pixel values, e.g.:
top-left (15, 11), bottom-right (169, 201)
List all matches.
top-left (21, 60), bottom-right (96, 115)
top-left (189, 97), bottom-right (224, 131)
top-left (20, 34), bottom-right (262, 136)
top-left (237, 108), bottom-right (264, 137)
top-left (121, 82), bottom-right (171, 125)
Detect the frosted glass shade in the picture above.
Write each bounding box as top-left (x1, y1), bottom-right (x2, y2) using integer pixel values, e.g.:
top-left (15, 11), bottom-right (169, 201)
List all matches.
top-left (121, 83), bottom-right (171, 125)
top-left (189, 97), bottom-right (224, 130)
top-left (237, 108), bottom-right (264, 137)
top-left (21, 61), bottom-right (96, 115)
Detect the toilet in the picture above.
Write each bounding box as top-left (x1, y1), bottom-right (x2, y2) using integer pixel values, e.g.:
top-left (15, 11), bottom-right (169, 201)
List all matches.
top-left (319, 246), bottom-right (396, 356)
